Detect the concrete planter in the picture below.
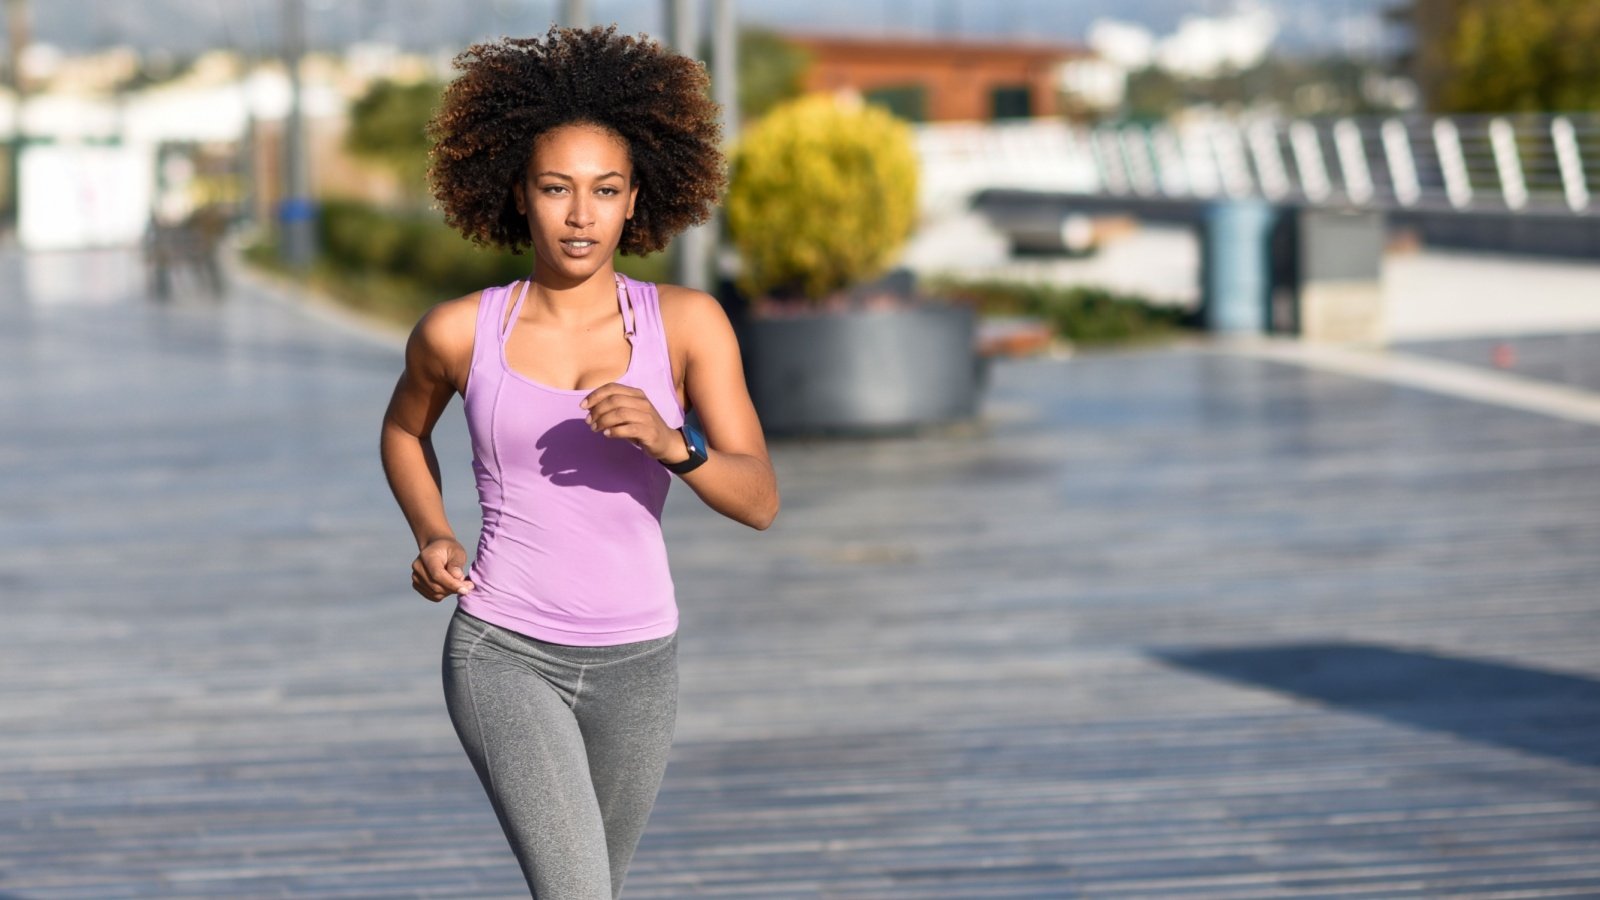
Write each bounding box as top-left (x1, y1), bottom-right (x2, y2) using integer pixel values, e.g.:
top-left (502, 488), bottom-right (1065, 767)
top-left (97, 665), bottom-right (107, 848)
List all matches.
top-left (739, 303), bottom-right (981, 436)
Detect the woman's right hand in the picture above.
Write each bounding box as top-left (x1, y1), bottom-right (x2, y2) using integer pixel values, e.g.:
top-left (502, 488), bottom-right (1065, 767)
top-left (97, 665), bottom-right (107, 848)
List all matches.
top-left (412, 537), bottom-right (475, 602)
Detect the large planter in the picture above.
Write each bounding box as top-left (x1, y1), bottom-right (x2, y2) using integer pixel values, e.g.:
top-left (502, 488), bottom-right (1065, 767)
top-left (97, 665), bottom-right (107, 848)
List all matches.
top-left (739, 303), bottom-right (981, 436)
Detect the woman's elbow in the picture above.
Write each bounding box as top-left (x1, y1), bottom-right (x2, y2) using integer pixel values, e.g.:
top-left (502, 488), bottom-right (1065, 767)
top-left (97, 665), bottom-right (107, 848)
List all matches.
top-left (746, 489), bottom-right (780, 531)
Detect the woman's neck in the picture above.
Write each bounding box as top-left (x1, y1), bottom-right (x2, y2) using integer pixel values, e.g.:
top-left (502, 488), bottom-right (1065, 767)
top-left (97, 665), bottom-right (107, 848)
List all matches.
top-left (526, 263), bottom-right (619, 323)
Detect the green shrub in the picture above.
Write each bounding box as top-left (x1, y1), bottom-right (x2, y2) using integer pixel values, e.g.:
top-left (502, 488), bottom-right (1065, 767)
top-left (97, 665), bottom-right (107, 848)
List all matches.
top-left (935, 278), bottom-right (1193, 345)
top-left (725, 93), bottom-right (919, 301)
top-left (734, 30), bottom-right (810, 121)
top-left (298, 199), bottom-right (671, 323)
top-left (319, 199), bottom-right (520, 295)
top-left (345, 79), bottom-right (443, 201)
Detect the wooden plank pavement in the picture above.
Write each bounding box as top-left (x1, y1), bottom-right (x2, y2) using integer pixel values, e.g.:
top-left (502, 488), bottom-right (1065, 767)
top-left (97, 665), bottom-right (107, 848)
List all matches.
top-left (1, 248), bottom-right (1598, 898)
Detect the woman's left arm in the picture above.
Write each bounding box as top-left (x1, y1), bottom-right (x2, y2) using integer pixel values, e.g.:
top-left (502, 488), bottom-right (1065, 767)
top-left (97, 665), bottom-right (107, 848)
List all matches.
top-left (581, 287), bottom-right (778, 530)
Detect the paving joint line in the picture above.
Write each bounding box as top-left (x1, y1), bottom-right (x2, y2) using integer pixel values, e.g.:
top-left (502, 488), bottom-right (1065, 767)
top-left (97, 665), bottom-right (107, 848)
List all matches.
top-left (1215, 336), bottom-right (1600, 428)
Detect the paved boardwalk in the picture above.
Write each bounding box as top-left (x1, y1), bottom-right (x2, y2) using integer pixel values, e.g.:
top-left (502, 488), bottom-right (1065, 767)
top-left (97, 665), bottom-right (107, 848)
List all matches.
top-left (2, 248), bottom-right (1599, 899)
top-left (1398, 332), bottom-right (1600, 396)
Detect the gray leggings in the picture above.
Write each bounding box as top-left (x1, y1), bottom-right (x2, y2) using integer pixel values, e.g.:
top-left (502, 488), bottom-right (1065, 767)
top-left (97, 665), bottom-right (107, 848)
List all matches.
top-left (442, 607), bottom-right (678, 899)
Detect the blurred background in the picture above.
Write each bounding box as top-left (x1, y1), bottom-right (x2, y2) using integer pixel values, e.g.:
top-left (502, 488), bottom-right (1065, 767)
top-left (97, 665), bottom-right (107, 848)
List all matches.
top-left (5, 0), bottom-right (1595, 333)
top-left (4, 2), bottom-right (1600, 898)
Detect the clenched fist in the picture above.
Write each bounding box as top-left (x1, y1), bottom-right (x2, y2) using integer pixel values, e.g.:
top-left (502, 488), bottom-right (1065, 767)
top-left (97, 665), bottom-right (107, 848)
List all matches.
top-left (580, 383), bottom-right (688, 465)
top-left (412, 537), bottom-right (475, 602)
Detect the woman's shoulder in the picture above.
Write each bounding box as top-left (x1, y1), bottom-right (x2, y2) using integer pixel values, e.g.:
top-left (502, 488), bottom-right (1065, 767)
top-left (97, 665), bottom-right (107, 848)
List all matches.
top-left (653, 282), bottom-right (736, 357)
top-left (405, 289), bottom-right (486, 371)
top-left (653, 282), bottom-right (724, 324)
top-left (416, 289), bottom-right (486, 338)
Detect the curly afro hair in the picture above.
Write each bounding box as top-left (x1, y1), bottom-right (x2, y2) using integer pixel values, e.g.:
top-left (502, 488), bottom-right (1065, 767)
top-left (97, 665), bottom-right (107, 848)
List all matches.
top-left (427, 25), bottom-right (725, 256)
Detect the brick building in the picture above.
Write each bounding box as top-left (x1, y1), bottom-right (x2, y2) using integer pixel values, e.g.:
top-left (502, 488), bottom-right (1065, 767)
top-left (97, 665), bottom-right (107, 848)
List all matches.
top-left (785, 33), bottom-right (1087, 123)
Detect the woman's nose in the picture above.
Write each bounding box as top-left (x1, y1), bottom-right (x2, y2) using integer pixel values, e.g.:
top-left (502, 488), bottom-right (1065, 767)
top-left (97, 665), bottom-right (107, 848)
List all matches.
top-left (566, 198), bottom-right (594, 228)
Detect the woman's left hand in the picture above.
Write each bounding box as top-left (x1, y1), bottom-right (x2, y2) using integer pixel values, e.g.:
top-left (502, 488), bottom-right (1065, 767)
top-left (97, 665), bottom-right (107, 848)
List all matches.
top-left (581, 383), bottom-right (682, 462)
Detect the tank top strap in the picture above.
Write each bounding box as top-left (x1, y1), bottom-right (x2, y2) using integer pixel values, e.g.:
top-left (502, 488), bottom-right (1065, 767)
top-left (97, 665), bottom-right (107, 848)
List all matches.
top-left (614, 273), bottom-right (636, 339)
top-left (618, 274), bottom-right (668, 368)
top-left (469, 281), bottom-right (519, 378)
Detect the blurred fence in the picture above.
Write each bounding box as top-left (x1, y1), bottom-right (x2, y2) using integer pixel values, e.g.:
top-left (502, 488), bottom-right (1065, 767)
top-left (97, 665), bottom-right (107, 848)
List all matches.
top-left (918, 114), bottom-right (1600, 218)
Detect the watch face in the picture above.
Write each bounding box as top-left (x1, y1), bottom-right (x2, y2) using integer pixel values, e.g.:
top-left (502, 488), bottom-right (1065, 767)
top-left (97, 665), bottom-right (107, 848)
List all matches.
top-left (664, 424), bottom-right (708, 474)
top-left (685, 424), bottom-right (708, 461)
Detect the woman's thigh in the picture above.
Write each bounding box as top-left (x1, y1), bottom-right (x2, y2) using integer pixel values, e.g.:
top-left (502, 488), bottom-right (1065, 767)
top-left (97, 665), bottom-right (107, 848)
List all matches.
top-left (441, 611), bottom-right (614, 899)
top-left (570, 633), bottom-right (679, 896)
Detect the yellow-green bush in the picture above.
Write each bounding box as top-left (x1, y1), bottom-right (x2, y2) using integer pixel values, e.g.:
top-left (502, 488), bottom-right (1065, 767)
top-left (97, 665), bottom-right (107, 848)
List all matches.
top-left (726, 93), bottom-right (919, 301)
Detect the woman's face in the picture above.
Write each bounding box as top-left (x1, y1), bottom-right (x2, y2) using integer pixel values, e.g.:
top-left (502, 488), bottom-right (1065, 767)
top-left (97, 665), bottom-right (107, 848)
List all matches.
top-left (514, 123), bottom-right (639, 284)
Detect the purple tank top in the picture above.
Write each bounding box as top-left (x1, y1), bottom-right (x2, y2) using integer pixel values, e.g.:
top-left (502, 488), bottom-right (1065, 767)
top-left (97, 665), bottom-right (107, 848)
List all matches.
top-left (456, 274), bottom-right (685, 646)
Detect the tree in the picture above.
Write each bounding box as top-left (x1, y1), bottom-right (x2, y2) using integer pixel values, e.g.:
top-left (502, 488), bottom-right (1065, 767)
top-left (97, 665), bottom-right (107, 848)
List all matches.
top-left (702, 29), bottom-right (810, 124)
top-left (345, 79), bottom-right (444, 201)
top-left (1423, 0), bottom-right (1600, 112)
top-left (1119, 56), bottom-right (1397, 122)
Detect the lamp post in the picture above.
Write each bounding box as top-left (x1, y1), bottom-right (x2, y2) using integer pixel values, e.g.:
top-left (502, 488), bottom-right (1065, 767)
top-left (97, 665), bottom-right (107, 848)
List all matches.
top-left (4, 0), bottom-right (30, 228)
top-left (709, 0), bottom-right (737, 297)
top-left (668, 0), bottom-right (713, 292)
top-left (664, 0), bottom-right (738, 293)
top-left (713, 0), bottom-right (737, 140)
top-left (561, 0), bottom-right (588, 28)
top-left (280, 0), bottom-right (315, 269)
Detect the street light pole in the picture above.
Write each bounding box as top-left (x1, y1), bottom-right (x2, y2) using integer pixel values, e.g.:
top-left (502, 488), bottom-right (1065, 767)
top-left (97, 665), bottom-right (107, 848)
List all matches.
top-left (709, 0), bottom-right (737, 297)
top-left (668, 0), bottom-right (711, 291)
top-left (713, 0), bottom-right (737, 140)
top-left (561, 0), bottom-right (588, 28)
top-left (280, 0), bottom-right (315, 269)
top-left (4, 0), bottom-right (30, 228)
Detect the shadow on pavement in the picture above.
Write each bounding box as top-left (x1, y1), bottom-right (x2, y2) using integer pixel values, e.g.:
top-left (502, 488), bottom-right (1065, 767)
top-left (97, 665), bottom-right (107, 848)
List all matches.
top-left (1155, 642), bottom-right (1600, 769)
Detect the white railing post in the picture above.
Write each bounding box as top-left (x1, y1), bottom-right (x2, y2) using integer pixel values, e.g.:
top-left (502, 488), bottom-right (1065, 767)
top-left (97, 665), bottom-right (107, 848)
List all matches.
top-left (1150, 124), bottom-right (1190, 196)
top-left (1551, 116), bottom-right (1590, 212)
top-left (1247, 120), bottom-right (1291, 201)
top-left (1180, 123), bottom-right (1222, 198)
top-left (1381, 118), bottom-right (1421, 207)
top-left (1434, 118), bottom-right (1472, 208)
top-left (1092, 127), bottom-right (1130, 195)
top-left (1333, 119), bottom-right (1374, 205)
top-left (1488, 117), bottom-right (1528, 210)
top-left (1209, 121), bottom-right (1255, 198)
top-left (1120, 125), bottom-right (1159, 196)
top-left (1289, 121), bottom-right (1332, 203)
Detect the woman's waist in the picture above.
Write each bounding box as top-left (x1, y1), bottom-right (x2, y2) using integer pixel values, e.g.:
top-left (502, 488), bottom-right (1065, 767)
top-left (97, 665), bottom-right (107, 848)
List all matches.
top-left (470, 522), bottom-right (673, 588)
top-left (464, 546), bottom-right (676, 635)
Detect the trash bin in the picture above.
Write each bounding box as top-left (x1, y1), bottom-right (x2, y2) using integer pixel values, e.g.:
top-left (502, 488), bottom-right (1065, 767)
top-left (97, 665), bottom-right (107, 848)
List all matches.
top-left (1279, 207), bottom-right (1386, 345)
top-left (1200, 199), bottom-right (1278, 335)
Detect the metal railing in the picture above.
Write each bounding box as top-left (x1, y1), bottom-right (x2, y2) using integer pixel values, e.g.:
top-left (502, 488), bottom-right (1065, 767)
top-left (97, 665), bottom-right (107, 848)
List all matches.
top-left (917, 113), bottom-right (1600, 216)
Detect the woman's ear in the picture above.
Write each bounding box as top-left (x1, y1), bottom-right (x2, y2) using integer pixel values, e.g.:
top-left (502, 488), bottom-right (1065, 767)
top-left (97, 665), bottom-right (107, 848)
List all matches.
top-left (626, 182), bottom-right (639, 220)
top-left (512, 178), bottom-right (527, 216)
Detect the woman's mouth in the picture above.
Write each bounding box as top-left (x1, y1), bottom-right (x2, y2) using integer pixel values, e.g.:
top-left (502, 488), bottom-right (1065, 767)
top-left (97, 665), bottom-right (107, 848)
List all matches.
top-left (561, 239), bottom-right (598, 258)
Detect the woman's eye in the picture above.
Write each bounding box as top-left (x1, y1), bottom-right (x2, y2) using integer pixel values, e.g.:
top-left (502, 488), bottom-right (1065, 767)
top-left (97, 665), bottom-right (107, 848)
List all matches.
top-left (597, 187), bottom-right (619, 196)
top-left (540, 185), bottom-right (567, 195)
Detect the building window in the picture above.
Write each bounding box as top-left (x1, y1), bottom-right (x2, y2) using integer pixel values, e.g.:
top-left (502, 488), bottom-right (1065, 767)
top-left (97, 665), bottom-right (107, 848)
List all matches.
top-left (864, 85), bottom-right (928, 122)
top-left (990, 85), bottom-right (1032, 120)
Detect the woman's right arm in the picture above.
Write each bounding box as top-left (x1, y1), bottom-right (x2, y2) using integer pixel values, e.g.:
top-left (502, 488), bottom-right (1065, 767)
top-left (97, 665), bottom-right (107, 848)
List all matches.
top-left (379, 294), bottom-right (478, 603)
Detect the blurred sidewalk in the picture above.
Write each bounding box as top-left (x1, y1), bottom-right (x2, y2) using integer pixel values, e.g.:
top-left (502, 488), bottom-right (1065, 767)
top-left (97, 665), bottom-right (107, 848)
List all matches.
top-left (2, 245), bottom-right (1598, 898)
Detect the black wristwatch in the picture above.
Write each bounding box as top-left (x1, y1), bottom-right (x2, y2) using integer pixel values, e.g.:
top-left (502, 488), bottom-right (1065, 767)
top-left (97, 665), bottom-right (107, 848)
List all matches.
top-left (662, 423), bottom-right (708, 475)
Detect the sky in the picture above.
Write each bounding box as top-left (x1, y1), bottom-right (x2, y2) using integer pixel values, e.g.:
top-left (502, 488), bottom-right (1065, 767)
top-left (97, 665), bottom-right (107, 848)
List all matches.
top-left (19, 0), bottom-right (1397, 60)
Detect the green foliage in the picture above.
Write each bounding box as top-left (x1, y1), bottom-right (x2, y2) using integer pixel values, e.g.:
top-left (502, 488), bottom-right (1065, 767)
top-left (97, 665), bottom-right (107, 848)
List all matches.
top-left (1122, 56), bottom-right (1397, 121)
top-left (1437, 0), bottom-right (1600, 113)
top-left (725, 93), bottom-right (919, 301)
top-left (312, 200), bottom-right (668, 321)
top-left (738, 30), bottom-right (810, 121)
top-left (1123, 67), bottom-right (1186, 121)
top-left (345, 79), bottom-right (444, 198)
top-left (935, 278), bottom-right (1192, 345)
top-left (313, 199), bottom-right (520, 317)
